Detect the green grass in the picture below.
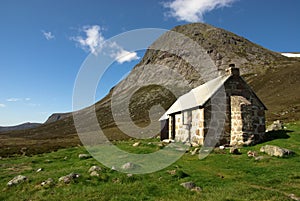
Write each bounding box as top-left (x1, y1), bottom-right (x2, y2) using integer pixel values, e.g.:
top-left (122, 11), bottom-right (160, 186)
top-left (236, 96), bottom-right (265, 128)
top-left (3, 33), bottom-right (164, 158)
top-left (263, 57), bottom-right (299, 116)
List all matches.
top-left (1, 122), bottom-right (300, 201)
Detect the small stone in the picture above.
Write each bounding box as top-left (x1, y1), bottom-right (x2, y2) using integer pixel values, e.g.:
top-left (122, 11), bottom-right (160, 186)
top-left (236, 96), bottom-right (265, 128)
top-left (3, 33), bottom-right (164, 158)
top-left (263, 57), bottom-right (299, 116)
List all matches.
top-left (191, 148), bottom-right (200, 156)
top-left (121, 162), bottom-right (138, 170)
top-left (167, 169), bottom-right (176, 175)
top-left (247, 151), bottom-right (258, 157)
top-left (289, 194), bottom-right (300, 201)
top-left (88, 165), bottom-right (101, 173)
top-left (59, 173), bottom-right (80, 184)
top-left (90, 171), bottom-right (99, 177)
top-left (230, 147), bottom-right (241, 155)
top-left (191, 142), bottom-right (199, 147)
top-left (127, 174), bottom-right (133, 177)
top-left (41, 178), bottom-right (54, 187)
top-left (132, 142), bottom-right (140, 147)
top-left (36, 168), bottom-right (43, 173)
top-left (162, 139), bottom-right (174, 143)
top-left (180, 181), bottom-right (196, 190)
top-left (191, 186), bottom-right (202, 192)
top-left (78, 154), bottom-right (91, 159)
top-left (111, 166), bottom-right (117, 171)
top-left (7, 175), bottom-right (27, 186)
top-left (219, 145), bottom-right (225, 150)
top-left (255, 156), bottom-right (265, 161)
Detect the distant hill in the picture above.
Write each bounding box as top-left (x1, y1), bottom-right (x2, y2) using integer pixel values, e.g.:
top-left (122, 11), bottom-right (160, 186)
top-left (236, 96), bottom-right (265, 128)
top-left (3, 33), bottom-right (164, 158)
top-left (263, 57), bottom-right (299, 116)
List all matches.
top-left (0, 122), bottom-right (41, 133)
top-left (1, 23), bottom-right (299, 156)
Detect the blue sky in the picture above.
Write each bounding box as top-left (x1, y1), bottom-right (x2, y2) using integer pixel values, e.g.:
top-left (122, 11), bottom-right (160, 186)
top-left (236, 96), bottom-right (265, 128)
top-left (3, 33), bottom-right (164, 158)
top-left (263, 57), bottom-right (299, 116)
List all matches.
top-left (0, 0), bottom-right (299, 126)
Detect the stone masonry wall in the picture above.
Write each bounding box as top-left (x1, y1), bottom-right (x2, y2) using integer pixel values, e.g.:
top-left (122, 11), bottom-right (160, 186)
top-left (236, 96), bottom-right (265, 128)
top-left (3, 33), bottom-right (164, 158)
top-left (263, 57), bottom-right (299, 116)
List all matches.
top-left (230, 96), bottom-right (251, 145)
top-left (170, 108), bottom-right (204, 144)
top-left (226, 76), bottom-right (266, 145)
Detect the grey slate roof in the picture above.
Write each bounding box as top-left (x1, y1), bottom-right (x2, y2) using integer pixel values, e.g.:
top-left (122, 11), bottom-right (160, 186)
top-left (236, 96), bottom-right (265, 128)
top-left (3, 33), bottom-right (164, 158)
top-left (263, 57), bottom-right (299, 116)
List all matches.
top-left (159, 74), bottom-right (230, 120)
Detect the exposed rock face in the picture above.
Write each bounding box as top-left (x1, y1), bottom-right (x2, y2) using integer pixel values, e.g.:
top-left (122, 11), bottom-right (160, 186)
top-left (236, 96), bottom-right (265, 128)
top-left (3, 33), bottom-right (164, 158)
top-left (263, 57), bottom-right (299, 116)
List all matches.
top-left (260, 145), bottom-right (294, 157)
top-left (45, 113), bottom-right (72, 124)
top-left (7, 175), bottom-right (27, 186)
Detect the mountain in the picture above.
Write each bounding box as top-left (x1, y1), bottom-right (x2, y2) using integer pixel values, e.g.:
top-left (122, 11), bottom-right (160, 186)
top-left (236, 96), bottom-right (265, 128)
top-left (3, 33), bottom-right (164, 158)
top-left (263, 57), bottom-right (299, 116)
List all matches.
top-left (45, 113), bottom-right (72, 124)
top-left (0, 122), bottom-right (41, 133)
top-left (1, 23), bottom-right (299, 156)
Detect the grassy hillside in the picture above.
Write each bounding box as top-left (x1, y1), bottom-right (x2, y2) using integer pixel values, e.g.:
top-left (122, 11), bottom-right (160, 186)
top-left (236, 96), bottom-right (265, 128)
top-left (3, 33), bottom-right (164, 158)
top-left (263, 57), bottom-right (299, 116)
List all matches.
top-left (1, 121), bottom-right (299, 201)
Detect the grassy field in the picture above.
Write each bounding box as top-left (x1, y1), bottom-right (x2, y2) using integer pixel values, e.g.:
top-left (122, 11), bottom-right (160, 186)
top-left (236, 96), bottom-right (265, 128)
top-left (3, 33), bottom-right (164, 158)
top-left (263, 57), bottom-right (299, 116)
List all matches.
top-left (0, 122), bottom-right (299, 201)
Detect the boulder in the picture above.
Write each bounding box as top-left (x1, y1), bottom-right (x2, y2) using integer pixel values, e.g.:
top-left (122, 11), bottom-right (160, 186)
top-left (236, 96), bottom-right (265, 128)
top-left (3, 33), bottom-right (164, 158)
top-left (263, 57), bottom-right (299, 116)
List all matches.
top-left (88, 165), bottom-right (101, 173)
top-left (7, 175), bottom-right (27, 186)
top-left (180, 181), bottom-right (202, 192)
top-left (260, 145), bottom-right (294, 157)
top-left (267, 120), bottom-right (283, 131)
top-left (59, 173), bottom-right (80, 184)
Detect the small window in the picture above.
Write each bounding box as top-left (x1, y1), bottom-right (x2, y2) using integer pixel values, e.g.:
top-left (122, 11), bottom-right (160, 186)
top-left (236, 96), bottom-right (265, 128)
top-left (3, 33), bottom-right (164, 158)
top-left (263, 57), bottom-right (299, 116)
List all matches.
top-left (182, 110), bottom-right (192, 125)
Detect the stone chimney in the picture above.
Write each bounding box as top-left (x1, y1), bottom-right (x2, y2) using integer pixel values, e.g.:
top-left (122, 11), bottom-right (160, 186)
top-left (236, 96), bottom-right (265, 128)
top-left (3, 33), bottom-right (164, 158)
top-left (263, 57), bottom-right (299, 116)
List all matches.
top-left (226, 64), bottom-right (240, 76)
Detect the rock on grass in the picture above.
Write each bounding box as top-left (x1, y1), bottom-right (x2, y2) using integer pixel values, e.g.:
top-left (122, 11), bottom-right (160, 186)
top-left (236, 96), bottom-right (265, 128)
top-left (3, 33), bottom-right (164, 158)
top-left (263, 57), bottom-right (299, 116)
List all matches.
top-left (260, 145), bottom-right (294, 157)
top-left (59, 173), bottom-right (80, 184)
top-left (180, 181), bottom-right (202, 192)
top-left (7, 175), bottom-right (27, 187)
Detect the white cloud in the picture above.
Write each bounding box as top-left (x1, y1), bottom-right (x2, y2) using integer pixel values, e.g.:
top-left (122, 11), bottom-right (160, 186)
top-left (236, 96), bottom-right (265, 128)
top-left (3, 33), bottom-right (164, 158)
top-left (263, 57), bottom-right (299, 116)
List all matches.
top-left (115, 50), bottom-right (140, 64)
top-left (163, 0), bottom-right (236, 22)
top-left (72, 25), bottom-right (139, 63)
top-left (72, 25), bottom-right (105, 55)
top-left (42, 30), bottom-right (55, 40)
top-left (108, 42), bottom-right (140, 64)
top-left (6, 98), bottom-right (21, 102)
top-left (6, 98), bottom-right (31, 102)
top-left (0, 103), bottom-right (5, 108)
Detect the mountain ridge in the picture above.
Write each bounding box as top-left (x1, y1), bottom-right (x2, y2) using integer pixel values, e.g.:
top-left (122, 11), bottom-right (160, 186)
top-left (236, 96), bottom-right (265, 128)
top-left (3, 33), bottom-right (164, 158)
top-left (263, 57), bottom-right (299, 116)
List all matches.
top-left (1, 22), bottom-right (299, 156)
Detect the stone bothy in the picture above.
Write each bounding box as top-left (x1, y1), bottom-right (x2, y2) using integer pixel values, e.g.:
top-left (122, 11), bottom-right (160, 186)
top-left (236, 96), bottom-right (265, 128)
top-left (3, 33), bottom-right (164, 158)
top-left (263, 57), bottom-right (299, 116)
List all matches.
top-left (159, 65), bottom-right (267, 146)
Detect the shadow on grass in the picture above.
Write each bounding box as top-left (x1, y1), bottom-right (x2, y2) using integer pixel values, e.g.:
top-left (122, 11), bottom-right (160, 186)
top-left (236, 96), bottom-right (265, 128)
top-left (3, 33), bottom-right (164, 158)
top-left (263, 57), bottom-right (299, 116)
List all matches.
top-left (262, 129), bottom-right (293, 143)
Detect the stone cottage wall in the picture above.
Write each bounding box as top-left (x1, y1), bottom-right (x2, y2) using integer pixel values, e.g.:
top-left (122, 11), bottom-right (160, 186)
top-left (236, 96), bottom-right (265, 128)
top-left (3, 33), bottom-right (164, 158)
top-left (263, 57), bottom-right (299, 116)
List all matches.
top-left (225, 76), bottom-right (266, 145)
top-left (169, 108), bottom-right (205, 144)
top-left (230, 96), bottom-right (252, 145)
